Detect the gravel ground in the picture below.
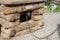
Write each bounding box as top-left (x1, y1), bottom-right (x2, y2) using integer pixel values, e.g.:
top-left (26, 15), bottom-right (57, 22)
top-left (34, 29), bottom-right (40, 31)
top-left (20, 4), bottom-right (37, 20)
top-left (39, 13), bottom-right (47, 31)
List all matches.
top-left (0, 12), bottom-right (60, 40)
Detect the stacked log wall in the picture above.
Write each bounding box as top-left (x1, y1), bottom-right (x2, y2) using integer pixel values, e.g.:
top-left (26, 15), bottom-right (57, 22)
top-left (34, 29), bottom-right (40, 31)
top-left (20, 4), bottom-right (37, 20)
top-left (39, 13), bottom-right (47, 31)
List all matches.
top-left (0, 0), bottom-right (45, 40)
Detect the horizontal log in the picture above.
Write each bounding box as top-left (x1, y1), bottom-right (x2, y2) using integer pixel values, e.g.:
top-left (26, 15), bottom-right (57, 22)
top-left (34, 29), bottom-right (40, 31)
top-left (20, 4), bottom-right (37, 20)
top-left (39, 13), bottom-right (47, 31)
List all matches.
top-left (0, 18), bottom-right (20, 28)
top-left (32, 8), bottom-right (44, 15)
top-left (0, 12), bottom-right (20, 22)
top-left (1, 3), bottom-right (45, 14)
top-left (15, 20), bottom-right (44, 36)
top-left (34, 20), bottom-right (44, 26)
top-left (24, 3), bottom-right (44, 9)
top-left (32, 15), bottom-right (43, 21)
top-left (1, 32), bottom-right (10, 39)
top-left (14, 20), bottom-right (38, 32)
top-left (14, 13), bottom-right (20, 20)
top-left (0, 0), bottom-right (45, 5)
top-left (15, 26), bottom-right (43, 36)
top-left (38, 8), bottom-right (45, 14)
top-left (1, 28), bottom-right (16, 38)
top-left (1, 5), bottom-right (24, 15)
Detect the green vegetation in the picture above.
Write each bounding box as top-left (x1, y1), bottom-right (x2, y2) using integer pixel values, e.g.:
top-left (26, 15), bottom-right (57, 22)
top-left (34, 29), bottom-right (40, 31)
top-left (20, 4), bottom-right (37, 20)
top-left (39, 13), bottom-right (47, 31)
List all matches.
top-left (45, 0), bottom-right (52, 5)
top-left (47, 5), bottom-right (51, 10)
top-left (54, 6), bottom-right (60, 12)
top-left (47, 5), bottom-right (60, 12)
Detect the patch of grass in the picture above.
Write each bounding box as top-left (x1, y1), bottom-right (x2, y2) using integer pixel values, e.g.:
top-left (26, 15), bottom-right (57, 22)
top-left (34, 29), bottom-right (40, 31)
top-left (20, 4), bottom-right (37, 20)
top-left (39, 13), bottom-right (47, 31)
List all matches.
top-left (47, 5), bottom-right (60, 12)
top-left (54, 6), bottom-right (60, 12)
top-left (47, 5), bottom-right (51, 10)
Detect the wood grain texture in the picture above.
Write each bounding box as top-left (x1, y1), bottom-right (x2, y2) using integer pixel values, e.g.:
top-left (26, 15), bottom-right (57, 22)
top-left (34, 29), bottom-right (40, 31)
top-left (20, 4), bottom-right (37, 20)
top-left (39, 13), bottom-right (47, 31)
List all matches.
top-left (14, 20), bottom-right (38, 32)
top-left (15, 23), bottom-right (43, 36)
top-left (0, 18), bottom-right (20, 28)
top-left (0, 0), bottom-right (45, 5)
top-left (0, 13), bottom-right (20, 22)
top-left (1, 3), bottom-right (44, 14)
top-left (31, 8), bottom-right (45, 15)
top-left (14, 20), bottom-right (44, 36)
top-left (32, 15), bottom-right (43, 21)
top-left (1, 28), bottom-right (16, 38)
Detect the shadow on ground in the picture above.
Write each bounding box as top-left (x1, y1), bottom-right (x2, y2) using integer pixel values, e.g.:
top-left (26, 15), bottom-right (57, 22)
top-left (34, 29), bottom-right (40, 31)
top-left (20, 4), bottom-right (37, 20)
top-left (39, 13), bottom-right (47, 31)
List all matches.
top-left (0, 24), bottom-right (2, 36)
top-left (57, 24), bottom-right (60, 38)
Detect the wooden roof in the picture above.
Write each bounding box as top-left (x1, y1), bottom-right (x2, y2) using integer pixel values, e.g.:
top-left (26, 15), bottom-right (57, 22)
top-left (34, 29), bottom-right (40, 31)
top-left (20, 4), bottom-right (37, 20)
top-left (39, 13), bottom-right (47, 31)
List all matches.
top-left (0, 0), bottom-right (45, 5)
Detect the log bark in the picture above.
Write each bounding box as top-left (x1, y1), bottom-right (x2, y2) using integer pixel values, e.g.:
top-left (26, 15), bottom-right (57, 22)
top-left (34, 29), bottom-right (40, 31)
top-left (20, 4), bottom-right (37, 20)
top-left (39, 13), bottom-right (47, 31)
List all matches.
top-left (1, 32), bottom-right (10, 39)
top-left (1, 28), bottom-right (15, 40)
top-left (1, 3), bottom-right (44, 14)
top-left (32, 15), bottom-right (43, 21)
top-left (14, 13), bottom-right (20, 20)
top-left (1, 28), bottom-right (16, 38)
top-left (13, 20), bottom-right (38, 32)
top-left (34, 20), bottom-right (44, 26)
top-left (15, 20), bottom-right (44, 36)
top-left (38, 8), bottom-right (45, 14)
top-left (1, 5), bottom-right (24, 15)
top-left (0, 12), bottom-right (20, 22)
top-left (0, 0), bottom-right (45, 5)
top-left (0, 18), bottom-right (20, 28)
top-left (31, 8), bottom-right (44, 15)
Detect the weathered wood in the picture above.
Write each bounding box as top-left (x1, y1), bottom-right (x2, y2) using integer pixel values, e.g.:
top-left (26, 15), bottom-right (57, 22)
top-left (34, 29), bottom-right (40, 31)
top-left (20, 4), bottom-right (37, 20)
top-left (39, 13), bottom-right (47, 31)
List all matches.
top-left (0, 0), bottom-right (45, 5)
top-left (32, 8), bottom-right (44, 15)
top-left (34, 20), bottom-right (44, 26)
top-left (15, 26), bottom-right (43, 36)
top-left (0, 18), bottom-right (20, 28)
top-left (32, 15), bottom-right (43, 21)
top-left (14, 20), bottom-right (38, 32)
top-left (38, 8), bottom-right (45, 14)
top-left (0, 0), bottom-right (45, 39)
top-left (1, 20), bottom-right (44, 37)
top-left (1, 3), bottom-right (44, 14)
top-left (1, 28), bottom-right (16, 38)
top-left (1, 32), bottom-right (10, 39)
top-left (1, 5), bottom-right (24, 15)
top-left (14, 13), bottom-right (20, 20)
top-left (15, 20), bottom-right (44, 36)
top-left (0, 12), bottom-right (20, 22)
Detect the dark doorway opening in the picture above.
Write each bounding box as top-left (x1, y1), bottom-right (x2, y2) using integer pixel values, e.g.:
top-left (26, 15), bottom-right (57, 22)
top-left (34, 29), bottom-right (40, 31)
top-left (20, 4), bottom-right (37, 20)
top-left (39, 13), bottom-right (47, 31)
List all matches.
top-left (20, 11), bottom-right (32, 23)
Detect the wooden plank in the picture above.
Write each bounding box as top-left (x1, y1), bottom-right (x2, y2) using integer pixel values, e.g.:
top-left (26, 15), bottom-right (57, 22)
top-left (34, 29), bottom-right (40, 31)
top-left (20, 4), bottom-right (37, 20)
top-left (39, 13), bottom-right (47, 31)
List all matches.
top-left (0, 18), bottom-right (20, 28)
top-left (15, 20), bottom-right (44, 36)
top-left (31, 8), bottom-right (45, 15)
top-left (32, 15), bottom-right (43, 21)
top-left (1, 28), bottom-right (16, 39)
top-left (1, 32), bottom-right (10, 39)
top-left (1, 28), bottom-right (16, 37)
top-left (14, 20), bottom-right (38, 32)
top-left (0, 12), bottom-right (20, 22)
top-left (1, 3), bottom-right (44, 14)
top-left (0, 0), bottom-right (45, 5)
